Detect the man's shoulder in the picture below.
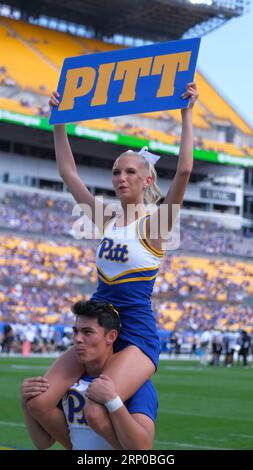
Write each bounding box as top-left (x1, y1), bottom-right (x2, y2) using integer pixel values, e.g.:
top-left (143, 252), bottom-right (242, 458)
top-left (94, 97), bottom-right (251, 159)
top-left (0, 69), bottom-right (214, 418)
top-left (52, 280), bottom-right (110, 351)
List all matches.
top-left (62, 375), bottom-right (96, 401)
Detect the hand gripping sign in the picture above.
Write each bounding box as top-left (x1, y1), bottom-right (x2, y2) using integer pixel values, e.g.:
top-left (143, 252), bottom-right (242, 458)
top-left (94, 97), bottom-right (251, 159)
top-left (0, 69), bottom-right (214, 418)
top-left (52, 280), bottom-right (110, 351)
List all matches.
top-left (49, 37), bottom-right (200, 125)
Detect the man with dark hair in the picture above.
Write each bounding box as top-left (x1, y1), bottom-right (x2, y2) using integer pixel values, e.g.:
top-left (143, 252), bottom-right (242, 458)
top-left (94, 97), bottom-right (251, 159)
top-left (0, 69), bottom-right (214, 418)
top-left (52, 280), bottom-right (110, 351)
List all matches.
top-left (21, 300), bottom-right (158, 450)
top-left (71, 299), bottom-right (121, 334)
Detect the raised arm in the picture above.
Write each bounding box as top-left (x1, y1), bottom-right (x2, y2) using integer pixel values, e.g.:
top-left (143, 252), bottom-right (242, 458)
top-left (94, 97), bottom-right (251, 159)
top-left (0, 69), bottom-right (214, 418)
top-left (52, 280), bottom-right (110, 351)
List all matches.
top-left (21, 377), bottom-right (56, 449)
top-left (163, 83), bottom-right (198, 205)
top-left (49, 92), bottom-right (110, 227)
top-left (147, 82), bottom-right (199, 248)
top-left (86, 375), bottom-right (155, 450)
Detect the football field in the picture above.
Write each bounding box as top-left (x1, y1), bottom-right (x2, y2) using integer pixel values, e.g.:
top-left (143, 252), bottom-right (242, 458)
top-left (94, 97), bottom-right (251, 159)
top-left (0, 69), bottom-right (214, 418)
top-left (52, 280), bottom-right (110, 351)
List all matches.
top-left (0, 356), bottom-right (252, 450)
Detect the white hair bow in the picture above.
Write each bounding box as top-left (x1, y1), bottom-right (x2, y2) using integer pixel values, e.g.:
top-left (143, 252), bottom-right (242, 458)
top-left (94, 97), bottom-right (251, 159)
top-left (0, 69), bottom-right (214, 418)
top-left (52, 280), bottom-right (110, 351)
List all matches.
top-left (125, 146), bottom-right (160, 166)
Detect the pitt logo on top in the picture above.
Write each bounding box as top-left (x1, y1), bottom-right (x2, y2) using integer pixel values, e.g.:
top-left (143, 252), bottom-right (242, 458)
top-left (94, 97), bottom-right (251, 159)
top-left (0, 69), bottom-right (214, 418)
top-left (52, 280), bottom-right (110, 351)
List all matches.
top-left (50, 37), bottom-right (200, 125)
top-left (98, 238), bottom-right (129, 263)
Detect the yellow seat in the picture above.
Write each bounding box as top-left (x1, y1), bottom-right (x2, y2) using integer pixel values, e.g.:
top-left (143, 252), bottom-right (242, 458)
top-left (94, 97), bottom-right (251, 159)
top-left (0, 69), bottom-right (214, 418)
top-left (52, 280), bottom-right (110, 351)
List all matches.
top-left (0, 22), bottom-right (58, 93)
top-left (0, 96), bottom-right (37, 115)
top-left (195, 70), bottom-right (253, 136)
top-left (5, 18), bottom-right (84, 69)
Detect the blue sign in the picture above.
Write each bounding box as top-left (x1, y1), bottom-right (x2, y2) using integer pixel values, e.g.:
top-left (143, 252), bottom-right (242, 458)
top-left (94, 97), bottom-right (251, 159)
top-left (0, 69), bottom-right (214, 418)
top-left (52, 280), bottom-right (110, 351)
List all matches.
top-left (50, 37), bottom-right (201, 125)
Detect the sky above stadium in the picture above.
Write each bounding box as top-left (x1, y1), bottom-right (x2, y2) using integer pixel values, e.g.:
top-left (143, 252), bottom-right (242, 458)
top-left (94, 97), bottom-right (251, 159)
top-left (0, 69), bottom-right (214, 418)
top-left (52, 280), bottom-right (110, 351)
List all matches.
top-left (197, 1), bottom-right (253, 127)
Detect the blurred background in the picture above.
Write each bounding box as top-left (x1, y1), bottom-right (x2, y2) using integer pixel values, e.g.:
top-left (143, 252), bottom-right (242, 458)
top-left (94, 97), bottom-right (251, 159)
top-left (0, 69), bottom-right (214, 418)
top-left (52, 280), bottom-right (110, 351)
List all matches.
top-left (0, 0), bottom-right (253, 451)
top-left (0, 0), bottom-right (252, 357)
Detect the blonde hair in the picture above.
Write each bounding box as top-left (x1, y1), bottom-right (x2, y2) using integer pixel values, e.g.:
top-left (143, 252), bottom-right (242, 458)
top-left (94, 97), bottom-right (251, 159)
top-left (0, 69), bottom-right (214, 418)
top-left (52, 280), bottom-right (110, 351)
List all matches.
top-left (115, 151), bottom-right (163, 205)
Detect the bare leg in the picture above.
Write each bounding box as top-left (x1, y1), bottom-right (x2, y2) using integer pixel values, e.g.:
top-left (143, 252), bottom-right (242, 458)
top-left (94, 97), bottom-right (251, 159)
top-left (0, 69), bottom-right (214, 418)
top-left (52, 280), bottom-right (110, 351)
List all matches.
top-left (102, 345), bottom-right (155, 400)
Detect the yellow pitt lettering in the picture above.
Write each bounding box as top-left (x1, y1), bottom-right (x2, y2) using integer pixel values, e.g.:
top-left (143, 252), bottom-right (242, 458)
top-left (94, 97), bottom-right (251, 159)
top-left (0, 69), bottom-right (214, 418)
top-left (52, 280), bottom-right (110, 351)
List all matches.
top-left (91, 62), bottom-right (116, 106)
top-left (152, 51), bottom-right (191, 98)
top-left (58, 66), bottom-right (96, 111)
top-left (114, 57), bottom-right (152, 102)
top-left (59, 51), bottom-right (192, 110)
top-left (99, 238), bottom-right (113, 259)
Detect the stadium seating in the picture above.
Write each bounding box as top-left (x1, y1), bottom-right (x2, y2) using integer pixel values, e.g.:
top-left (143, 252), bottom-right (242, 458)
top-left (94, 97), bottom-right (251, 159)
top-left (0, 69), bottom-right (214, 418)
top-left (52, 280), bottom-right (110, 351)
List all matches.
top-left (195, 70), bottom-right (253, 136)
top-left (166, 103), bottom-right (211, 130)
top-left (0, 17), bottom-right (252, 335)
top-left (202, 138), bottom-right (245, 156)
top-left (0, 96), bottom-right (38, 115)
top-left (79, 118), bottom-right (117, 132)
top-left (77, 36), bottom-right (124, 53)
top-left (4, 18), bottom-right (85, 69)
top-left (0, 189), bottom-right (252, 332)
top-left (0, 231), bottom-right (252, 331)
top-left (1, 190), bottom-right (253, 257)
top-left (0, 16), bottom-right (252, 149)
top-left (0, 190), bottom-right (252, 332)
top-left (243, 145), bottom-right (253, 157)
top-left (0, 21), bottom-right (58, 93)
top-left (145, 129), bottom-right (179, 145)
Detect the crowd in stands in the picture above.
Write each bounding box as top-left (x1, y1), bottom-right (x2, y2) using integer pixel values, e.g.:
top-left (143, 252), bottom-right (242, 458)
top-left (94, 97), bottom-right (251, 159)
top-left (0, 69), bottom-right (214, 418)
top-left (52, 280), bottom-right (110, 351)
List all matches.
top-left (0, 191), bottom-right (252, 352)
top-left (0, 191), bottom-right (74, 236)
top-left (180, 216), bottom-right (253, 257)
top-left (153, 254), bottom-right (253, 331)
top-left (0, 227), bottom-right (252, 336)
top-left (1, 18), bottom-right (253, 357)
top-left (1, 191), bottom-right (253, 257)
top-left (0, 235), bottom-right (96, 324)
